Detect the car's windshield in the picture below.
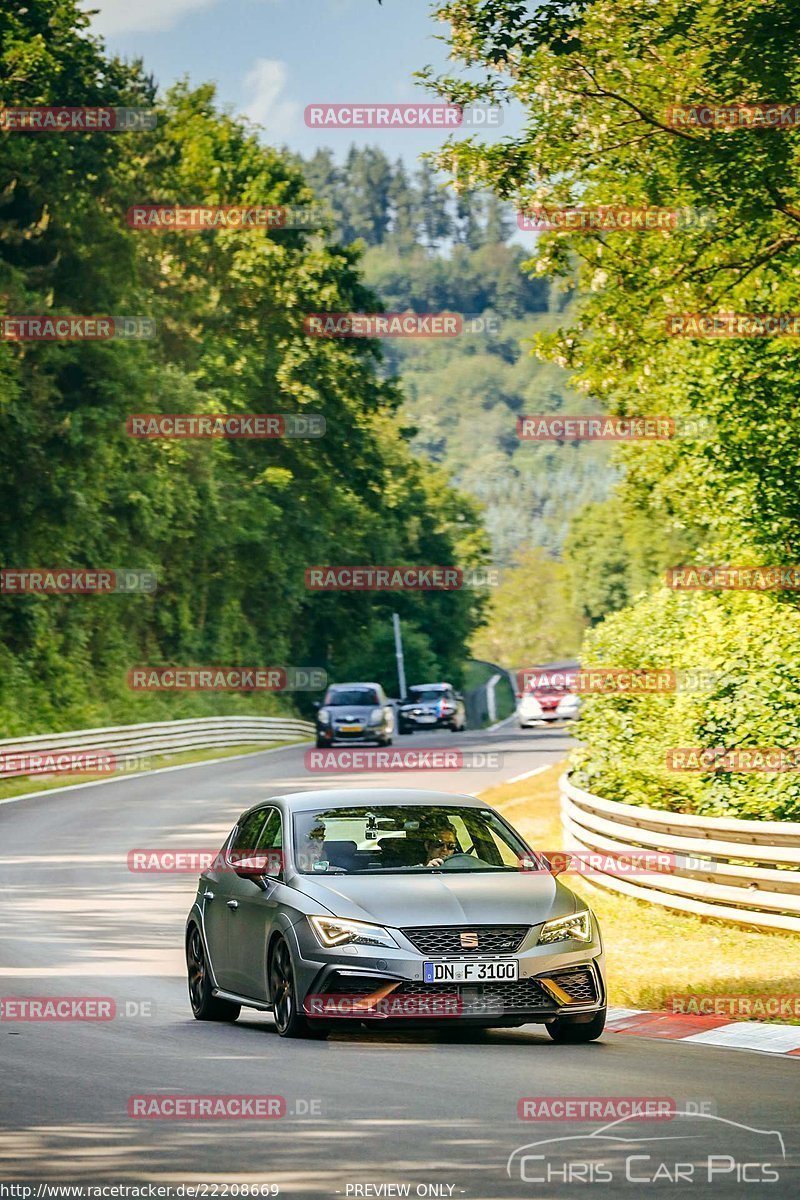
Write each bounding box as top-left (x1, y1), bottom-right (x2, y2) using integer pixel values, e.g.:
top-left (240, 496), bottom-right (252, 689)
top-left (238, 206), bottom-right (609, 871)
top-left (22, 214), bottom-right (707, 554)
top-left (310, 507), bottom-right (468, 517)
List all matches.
top-left (292, 804), bottom-right (541, 875)
top-left (407, 688), bottom-right (445, 703)
top-left (325, 687), bottom-right (379, 706)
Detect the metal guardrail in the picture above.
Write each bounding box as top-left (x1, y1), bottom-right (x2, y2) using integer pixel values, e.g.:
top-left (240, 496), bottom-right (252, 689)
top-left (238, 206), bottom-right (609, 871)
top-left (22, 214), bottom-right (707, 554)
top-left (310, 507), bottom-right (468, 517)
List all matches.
top-left (560, 773), bottom-right (800, 933)
top-left (0, 716), bottom-right (315, 779)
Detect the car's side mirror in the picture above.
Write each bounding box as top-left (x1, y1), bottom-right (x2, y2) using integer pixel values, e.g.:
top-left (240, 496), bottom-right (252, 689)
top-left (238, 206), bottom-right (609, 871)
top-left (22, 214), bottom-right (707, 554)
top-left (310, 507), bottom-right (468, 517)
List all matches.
top-left (312, 701), bottom-right (321, 711)
top-left (546, 853), bottom-right (572, 877)
top-left (232, 854), bottom-right (281, 887)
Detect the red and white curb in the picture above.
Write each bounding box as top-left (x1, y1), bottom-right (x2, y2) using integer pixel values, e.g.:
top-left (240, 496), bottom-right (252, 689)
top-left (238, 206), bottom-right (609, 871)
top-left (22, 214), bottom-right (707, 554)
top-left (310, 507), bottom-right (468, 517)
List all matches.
top-left (607, 1007), bottom-right (800, 1057)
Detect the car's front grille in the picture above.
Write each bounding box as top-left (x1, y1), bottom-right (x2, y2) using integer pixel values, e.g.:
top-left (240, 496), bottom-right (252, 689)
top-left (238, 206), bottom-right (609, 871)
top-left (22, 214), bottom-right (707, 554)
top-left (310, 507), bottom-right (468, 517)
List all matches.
top-left (396, 978), bottom-right (552, 1014)
top-left (401, 925), bottom-right (529, 956)
top-left (316, 968), bottom-right (598, 1018)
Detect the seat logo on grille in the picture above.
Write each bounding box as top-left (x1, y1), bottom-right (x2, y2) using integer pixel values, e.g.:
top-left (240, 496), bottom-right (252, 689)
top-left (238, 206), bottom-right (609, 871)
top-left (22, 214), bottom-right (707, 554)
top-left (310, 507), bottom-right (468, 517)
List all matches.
top-left (460, 931), bottom-right (479, 949)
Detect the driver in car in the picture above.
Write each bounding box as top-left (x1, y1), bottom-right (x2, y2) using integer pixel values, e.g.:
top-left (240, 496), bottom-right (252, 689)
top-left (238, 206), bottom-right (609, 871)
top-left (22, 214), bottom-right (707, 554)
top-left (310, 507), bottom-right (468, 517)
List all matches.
top-left (421, 822), bottom-right (459, 867)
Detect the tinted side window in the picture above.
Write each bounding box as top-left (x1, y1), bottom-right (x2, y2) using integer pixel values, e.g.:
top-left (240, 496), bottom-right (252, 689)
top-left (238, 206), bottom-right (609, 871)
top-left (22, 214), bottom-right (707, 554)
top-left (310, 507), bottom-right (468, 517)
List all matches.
top-left (255, 809), bottom-right (284, 877)
top-left (229, 810), bottom-right (268, 860)
top-left (257, 809), bottom-right (283, 850)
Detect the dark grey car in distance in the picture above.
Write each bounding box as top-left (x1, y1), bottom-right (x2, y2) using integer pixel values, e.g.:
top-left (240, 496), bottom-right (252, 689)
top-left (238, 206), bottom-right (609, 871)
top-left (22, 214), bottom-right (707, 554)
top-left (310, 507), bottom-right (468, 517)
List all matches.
top-left (185, 788), bottom-right (607, 1041)
top-left (314, 682), bottom-right (394, 748)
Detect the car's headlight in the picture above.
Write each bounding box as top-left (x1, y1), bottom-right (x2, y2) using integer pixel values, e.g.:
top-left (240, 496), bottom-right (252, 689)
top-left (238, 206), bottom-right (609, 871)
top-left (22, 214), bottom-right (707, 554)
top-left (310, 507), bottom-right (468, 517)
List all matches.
top-left (538, 910), bottom-right (591, 945)
top-left (368, 707), bottom-right (384, 724)
top-left (317, 708), bottom-right (331, 724)
top-left (309, 916), bottom-right (398, 949)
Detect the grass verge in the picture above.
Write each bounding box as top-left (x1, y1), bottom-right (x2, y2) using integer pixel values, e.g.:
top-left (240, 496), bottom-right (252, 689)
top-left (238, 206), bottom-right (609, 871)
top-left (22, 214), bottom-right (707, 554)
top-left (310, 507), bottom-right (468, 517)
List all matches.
top-left (0, 741), bottom-right (304, 803)
top-left (482, 763), bottom-right (800, 1022)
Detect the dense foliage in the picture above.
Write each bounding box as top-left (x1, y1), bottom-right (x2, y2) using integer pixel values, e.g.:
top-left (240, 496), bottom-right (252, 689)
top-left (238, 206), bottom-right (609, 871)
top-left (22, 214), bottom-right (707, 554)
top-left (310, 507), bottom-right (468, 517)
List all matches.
top-left (0, 1), bottom-right (489, 734)
top-left (298, 146), bottom-right (618, 568)
top-left (427, 0), bottom-right (800, 815)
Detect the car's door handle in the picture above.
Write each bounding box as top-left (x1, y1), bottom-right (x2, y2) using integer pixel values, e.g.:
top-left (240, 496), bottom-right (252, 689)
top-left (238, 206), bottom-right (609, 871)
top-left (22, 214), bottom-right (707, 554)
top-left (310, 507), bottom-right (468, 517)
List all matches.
top-left (203, 890), bottom-right (215, 901)
top-left (227, 900), bottom-right (239, 911)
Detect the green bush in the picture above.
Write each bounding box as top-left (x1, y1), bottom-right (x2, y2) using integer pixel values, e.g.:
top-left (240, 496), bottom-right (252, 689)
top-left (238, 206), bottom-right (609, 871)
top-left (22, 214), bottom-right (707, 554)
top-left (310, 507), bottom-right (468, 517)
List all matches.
top-left (571, 589), bottom-right (800, 821)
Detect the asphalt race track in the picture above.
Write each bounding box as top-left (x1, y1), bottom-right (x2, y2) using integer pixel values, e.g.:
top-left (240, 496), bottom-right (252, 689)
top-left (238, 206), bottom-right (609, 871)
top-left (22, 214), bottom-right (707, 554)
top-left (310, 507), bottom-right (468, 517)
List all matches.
top-left (0, 725), bottom-right (797, 1198)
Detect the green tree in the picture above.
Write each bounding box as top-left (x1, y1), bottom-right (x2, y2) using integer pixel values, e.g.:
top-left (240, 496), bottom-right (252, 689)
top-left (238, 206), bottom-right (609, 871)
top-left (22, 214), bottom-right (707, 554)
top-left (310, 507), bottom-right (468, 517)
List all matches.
top-left (0, 2), bottom-right (489, 734)
top-left (470, 549), bottom-right (585, 665)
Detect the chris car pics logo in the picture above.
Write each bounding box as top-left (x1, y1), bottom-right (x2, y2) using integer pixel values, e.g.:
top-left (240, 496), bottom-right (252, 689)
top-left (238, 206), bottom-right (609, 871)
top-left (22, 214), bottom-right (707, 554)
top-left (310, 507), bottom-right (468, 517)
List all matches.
top-left (507, 1112), bottom-right (784, 1186)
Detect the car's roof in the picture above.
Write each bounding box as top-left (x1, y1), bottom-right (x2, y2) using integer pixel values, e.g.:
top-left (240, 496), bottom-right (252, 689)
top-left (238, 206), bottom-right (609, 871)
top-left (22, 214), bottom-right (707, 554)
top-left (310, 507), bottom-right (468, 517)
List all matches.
top-left (247, 788), bottom-right (487, 815)
top-left (326, 681), bottom-right (382, 689)
top-left (409, 682), bottom-right (450, 689)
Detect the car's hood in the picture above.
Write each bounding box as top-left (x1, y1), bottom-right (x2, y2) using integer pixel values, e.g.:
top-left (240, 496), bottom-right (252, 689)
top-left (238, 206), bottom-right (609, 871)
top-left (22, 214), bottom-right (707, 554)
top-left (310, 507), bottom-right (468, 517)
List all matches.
top-left (326, 705), bottom-right (377, 719)
top-left (296, 870), bottom-right (575, 928)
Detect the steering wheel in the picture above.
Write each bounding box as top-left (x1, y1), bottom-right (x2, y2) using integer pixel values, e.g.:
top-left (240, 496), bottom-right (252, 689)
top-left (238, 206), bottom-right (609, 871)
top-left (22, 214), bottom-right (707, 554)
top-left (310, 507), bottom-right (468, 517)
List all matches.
top-left (439, 852), bottom-right (480, 869)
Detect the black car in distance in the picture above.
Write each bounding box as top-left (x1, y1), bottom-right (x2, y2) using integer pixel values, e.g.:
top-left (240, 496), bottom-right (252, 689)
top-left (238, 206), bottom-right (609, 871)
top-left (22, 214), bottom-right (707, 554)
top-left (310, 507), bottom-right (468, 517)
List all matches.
top-left (398, 682), bottom-right (467, 735)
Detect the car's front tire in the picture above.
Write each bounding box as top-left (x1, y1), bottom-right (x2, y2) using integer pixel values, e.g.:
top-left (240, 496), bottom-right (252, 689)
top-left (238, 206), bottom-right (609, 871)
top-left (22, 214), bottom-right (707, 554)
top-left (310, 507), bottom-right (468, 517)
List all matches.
top-left (546, 1007), bottom-right (606, 1043)
top-left (268, 936), bottom-right (328, 1039)
top-left (186, 924), bottom-right (241, 1022)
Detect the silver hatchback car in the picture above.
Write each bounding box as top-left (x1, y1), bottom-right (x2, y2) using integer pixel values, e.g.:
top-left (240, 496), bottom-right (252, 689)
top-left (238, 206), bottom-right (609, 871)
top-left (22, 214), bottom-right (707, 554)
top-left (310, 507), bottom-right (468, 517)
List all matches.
top-left (185, 788), bottom-right (606, 1041)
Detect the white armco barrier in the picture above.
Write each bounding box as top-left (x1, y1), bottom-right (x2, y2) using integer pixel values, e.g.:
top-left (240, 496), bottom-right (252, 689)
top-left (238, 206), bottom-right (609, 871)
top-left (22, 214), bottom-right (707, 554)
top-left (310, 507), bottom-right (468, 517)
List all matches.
top-left (0, 716), bottom-right (315, 780)
top-left (559, 773), bottom-right (800, 933)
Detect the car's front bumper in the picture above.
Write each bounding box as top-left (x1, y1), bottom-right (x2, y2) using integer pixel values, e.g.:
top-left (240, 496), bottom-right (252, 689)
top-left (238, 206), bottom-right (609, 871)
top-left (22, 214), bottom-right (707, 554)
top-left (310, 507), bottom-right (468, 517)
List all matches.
top-left (286, 918), bottom-right (605, 1026)
top-left (400, 715), bottom-right (451, 729)
top-left (316, 726), bottom-right (387, 743)
top-left (519, 706), bottom-right (579, 725)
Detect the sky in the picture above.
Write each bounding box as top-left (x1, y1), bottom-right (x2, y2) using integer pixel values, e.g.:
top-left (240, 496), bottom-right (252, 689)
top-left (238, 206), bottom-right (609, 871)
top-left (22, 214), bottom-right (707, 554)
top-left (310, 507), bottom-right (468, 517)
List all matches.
top-left (80, 0), bottom-right (514, 164)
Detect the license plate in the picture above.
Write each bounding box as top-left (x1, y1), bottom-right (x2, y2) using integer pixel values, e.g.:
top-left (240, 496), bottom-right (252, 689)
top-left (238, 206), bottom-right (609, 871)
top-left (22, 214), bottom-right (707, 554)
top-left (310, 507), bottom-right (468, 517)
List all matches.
top-left (338, 724), bottom-right (362, 732)
top-left (417, 715), bottom-right (436, 723)
top-left (423, 960), bottom-right (518, 983)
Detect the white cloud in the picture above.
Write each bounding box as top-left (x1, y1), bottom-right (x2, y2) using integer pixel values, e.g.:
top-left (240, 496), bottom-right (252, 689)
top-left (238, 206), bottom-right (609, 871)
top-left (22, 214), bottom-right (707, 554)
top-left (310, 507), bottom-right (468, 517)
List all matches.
top-left (81, 0), bottom-right (222, 36)
top-left (241, 58), bottom-right (300, 140)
